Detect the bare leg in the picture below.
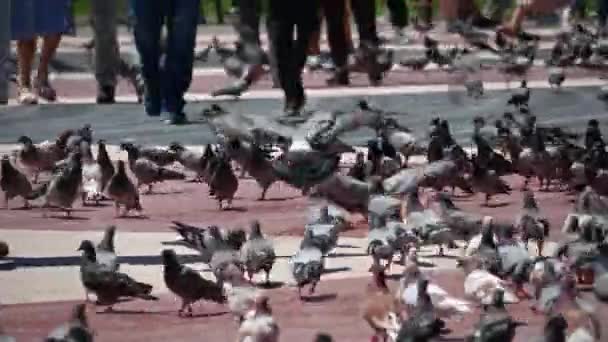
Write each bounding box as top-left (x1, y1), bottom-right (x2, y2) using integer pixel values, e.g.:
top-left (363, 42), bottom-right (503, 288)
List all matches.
top-left (17, 39), bottom-right (36, 87)
top-left (35, 35), bottom-right (62, 101)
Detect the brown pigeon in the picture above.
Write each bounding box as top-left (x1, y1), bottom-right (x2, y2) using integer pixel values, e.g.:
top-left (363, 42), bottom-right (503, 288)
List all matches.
top-left (1, 155), bottom-right (33, 209)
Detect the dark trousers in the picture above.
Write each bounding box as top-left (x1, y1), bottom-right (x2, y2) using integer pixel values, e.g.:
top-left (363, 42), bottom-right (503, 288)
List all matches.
top-left (268, 0), bottom-right (320, 102)
top-left (320, 0), bottom-right (349, 68)
top-left (386, 0), bottom-right (408, 29)
top-left (600, 0), bottom-right (608, 26)
top-left (350, 0), bottom-right (379, 46)
top-left (132, 0), bottom-right (200, 115)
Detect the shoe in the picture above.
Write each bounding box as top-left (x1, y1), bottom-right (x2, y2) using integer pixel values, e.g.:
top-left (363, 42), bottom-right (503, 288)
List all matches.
top-left (143, 84), bottom-right (161, 117)
top-left (96, 86), bottom-right (116, 104)
top-left (471, 16), bottom-right (498, 29)
top-left (17, 86), bottom-right (38, 105)
top-left (326, 70), bottom-right (349, 86)
top-left (164, 112), bottom-right (188, 125)
top-left (33, 78), bottom-right (56, 102)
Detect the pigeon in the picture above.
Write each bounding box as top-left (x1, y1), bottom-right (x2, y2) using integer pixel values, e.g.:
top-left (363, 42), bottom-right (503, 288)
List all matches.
top-left (363, 267), bottom-right (401, 342)
top-left (122, 142), bottom-right (185, 193)
top-left (96, 140), bottom-right (114, 195)
top-left (396, 278), bottom-right (447, 342)
top-left (45, 303), bottom-right (93, 342)
top-left (16, 134), bottom-right (70, 183)
top-left (291, 239), bottom-right (324, 299)
top-left (161, 249), bottom-right (225, 316)
top-left (302, 222), bottom-right (339, 256)
top-left (1, 155), bottom-right (33, 209)
top-left (95, 226), bottom-right (119, 272)
top-left (532, 314), bottom-right (568, 342)
top-left (469, 160), bottom-right (511, 206)
top-left (548, 68), bottom-right (566, 90)
top-left (236, 296), bottom-right (280, 342)
top-left (465, 79), bottom-right (484, 99)
top-left (468, 289), bottom-right (525, 342)
top-left (119, 141), bottom-right (177, 167)
top-left (399, 51), bottom-right (431, 71)
top-left (367, 226), bottom-right (398, 270)
top-left (398, 249), bottom-right (472, 318)
top-left (460, 256), bottom-right (519, 305)
top-left (240, 220), bottom-right (276, 284)
top-left (224, 138), bottom-right (276, 200)
top-left (310, 174), bottom-right (372, 217)
top-left (78, 240), bottom-right (158, 310)
top-left (405, 191), bottom-right (456, 256)
top-left (168, 142), bottom-right (208, 181)
top-left (65, 124), bottom-right (94, 153)
top-left (206, 151), bottom-right (239, 209)
top-left (435, 194), bottom-right (484, 244)
top-left (507, 80), bottom-right (530, 109)
top-left (515, 191), bottom-right (550, 256)
top-left (80, 142), bottom-right (104, 206)
top-left (105, 160), bottom-right (142, 217)
top-left (210, 242), bottom-right (244, 289)
top-left (41, 152), bottom-right (83, 217)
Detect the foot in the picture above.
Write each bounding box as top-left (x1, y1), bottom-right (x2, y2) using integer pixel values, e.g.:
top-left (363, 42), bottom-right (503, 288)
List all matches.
top-left (17, 86), bottom-right (38, 105)
top-left (164, 112), bottom-right (188, 125)
top-left (326, 70), bottom-right (349, 86)
top-left (34, 78), bottom-right (57, 102)
top-left (144, 84), bottom-right (161, 117)
top-left (96, 86), bottom-right (116, 104)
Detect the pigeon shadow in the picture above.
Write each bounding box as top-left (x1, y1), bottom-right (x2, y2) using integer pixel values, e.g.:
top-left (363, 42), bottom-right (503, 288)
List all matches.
top-left (262, 196), bottom-right (301, 202)
top-left (483, 202), bottom-right (510, 208)
top-left (96, 309), bottom-right (172, 316)
top-left (335, 244), bottom-right (360, 249)
top-left (7, 253), bottom-right (204, 269)
top-left (327, 252), bottom-right (368, 258)
top-left (48, 215), bottom-right (90, 221)
top-left (301, 293), bottom-right (338, 303)
top-left (10, 206), bottom-right (34, 211)
top-left (117, 215), bottom-right (150, 220)
top-left (186, 311), bottom-right (230, 318)
top-left (222, 206), bottom-right (248, 212)
top-left (143, 190), bottom-right (185, 196)
top-left (82, 203), bottom-right (112, 208)
top-left (256, 281), bottom-right (285, 289)
top-left (322, 266), bottom-right (351, 275)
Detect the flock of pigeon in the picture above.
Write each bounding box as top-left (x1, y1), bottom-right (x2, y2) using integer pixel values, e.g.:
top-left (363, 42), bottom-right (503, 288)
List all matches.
top-left (5, 26), bottom-right (608, 342)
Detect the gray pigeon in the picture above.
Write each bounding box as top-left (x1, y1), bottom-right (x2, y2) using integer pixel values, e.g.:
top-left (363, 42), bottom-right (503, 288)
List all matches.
top-left (122, 143), bottom-right (185, 193)
top-left (96, 140), bottom-right (114, 193)
top-left (45, 303), bottom-right (93, 342)
top-left (436, 194), bottom-right (484, 243)
top-left (302, 222), bottom-right (339, 256)
top-left (168, 142), bottom-right (207, 181)
top-left (515, 191), bottom-right (550, 256)
top-left (465, 79), bottom-right (484, 99)
top-left (367, 226), bottom-right (398, 270)
top-left (531, 314), bottom-right (568, 342)
top-left (1, 155), bottom-right (33, 209)
top-left (468, 289), bottom-right (525, 342)
top-left (548, 68), bottom-right (566, 90)
top-left (224, 138), bottom-right (276, 200)
top-left (78, 240), bottom-right (158, 310)
top-left (42, 152), bottom-right (83, 217)
top-left (161, 249), bottom-right (225, 316)
top-left (310, 173), bottom-right (372, 217)
top-left (105, 160), bottom-right (142, 217)
top-left (210, 245), bottom-right (243, 289)
top-left (206, 151), bottom-right (239, 209)
top-left (291, 237), bottom-right (324, 299)
top-left (396, 278), bottom-right (446, 342)
top-left (96, 225), bottom-right (119, 272)
top-left (119, 141), bottom-right (177, 167)
top-left (16, 134), bottom-right (70, 183)
top-left (65, 124), bottom-right (94, 153)
top-left (240, 220), bottom-right (276, 284)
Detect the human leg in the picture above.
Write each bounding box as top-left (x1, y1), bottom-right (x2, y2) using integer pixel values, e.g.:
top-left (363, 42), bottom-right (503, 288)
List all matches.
top-left (0, 0), bottom-right (10, 104)
top-left (132, 0), bottom-right (164, 116)
top-left (322, 0), bottom-right (349, 85)
top-left (35, 34), bottom-right (62, 101)
top-left (164, 0), bottom-right (200, 123)
top-left (16, 39), bottom-right (37, 104)
top-left (92, 0), bottom-right (120, 104)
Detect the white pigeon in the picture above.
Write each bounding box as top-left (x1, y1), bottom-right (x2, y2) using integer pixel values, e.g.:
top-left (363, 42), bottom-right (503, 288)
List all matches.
top-left (464, 269), bottom-right (519, 304)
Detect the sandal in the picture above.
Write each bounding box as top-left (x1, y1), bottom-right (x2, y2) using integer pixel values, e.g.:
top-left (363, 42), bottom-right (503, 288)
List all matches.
top-left (17, 86), bottom-right (38, 105)
top-left (34, 77), bottom-right (57, 102)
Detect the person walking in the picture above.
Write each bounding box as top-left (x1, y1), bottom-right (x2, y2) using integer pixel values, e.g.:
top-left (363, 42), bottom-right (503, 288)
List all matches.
top-left (131, 0), bottom-right (201, 124)
top-left (0, 0), bottom-right (10, 105)
top-left (386, 0), bottom-right (409, 39)
top-left (11, 0), bottom-right (72, 105)
top-left (268, 0), bottom-right (320, 116)
top-left (92, 0), bottom-right (120, 104)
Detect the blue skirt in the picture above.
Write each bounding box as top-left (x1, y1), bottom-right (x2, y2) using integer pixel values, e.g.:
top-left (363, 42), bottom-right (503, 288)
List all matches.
top-left (11, 0), bottom-right (73, 40)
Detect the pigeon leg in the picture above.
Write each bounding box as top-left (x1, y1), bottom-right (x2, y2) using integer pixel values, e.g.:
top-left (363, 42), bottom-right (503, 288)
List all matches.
top-left (258, 186), bottom-right (268, 201)
top-left (103, 305), bottom-right (114, 313)
top-left (265, 270), bottom-right (271, 285)
top-left (32, 172), bottom-right (39, 184)
top-left (298, 286), bottom-right (303, 300)
top-left (65, 208), bottom-right (72, 218)
top-left (484, 194), bottom-right (491, 206)
top-left (247, 270), bottom-right (254, 284)
top-left (218, 200), bottom-right (223, 210)
top-left (147, 184), bottom-right (153, 194)
top-left (22, 198), bottom-right (30, 209)
top-left (438, 245), bottom-right (445, 256)
top-left (309, 281), bottom-right (317, 295)
top-left (2, 193), bottom-right (8, 209)
top-left (81, 192), bottom-right (88, 207)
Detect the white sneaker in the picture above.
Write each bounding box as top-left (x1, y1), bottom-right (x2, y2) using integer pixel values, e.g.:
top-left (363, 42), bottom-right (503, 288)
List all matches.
top-left (17, 86), bottom-right (38, 105)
